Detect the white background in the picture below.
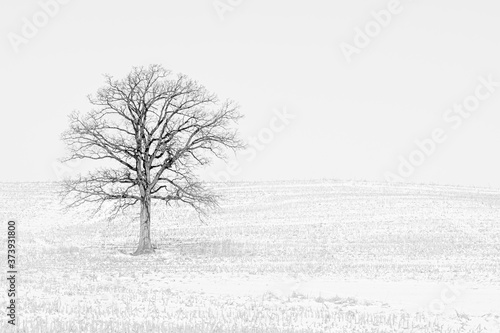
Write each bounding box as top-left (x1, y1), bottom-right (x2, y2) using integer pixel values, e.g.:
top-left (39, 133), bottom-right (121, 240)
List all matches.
top-left (1, 0), bottom-right (499, 187)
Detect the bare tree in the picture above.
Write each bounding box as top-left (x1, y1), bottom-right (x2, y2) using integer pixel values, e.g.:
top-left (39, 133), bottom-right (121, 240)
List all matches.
top-left (61, 64), bottom-right (243, 255)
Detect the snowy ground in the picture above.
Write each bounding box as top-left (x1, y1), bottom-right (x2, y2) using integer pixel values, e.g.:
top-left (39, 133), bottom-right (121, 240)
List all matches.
top-left (0, 180), bottom-right (499, 332)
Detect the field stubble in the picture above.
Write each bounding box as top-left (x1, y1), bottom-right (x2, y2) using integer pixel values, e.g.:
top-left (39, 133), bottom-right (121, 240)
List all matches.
top-left (0, 180), bottom-right (499, 332)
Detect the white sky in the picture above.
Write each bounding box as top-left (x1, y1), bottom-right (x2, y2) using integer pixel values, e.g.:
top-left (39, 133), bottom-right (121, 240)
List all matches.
top-left (1, 0), bottom-right (500, 187)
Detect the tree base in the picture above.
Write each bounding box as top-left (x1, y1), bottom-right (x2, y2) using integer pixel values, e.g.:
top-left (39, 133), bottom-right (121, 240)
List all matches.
top-left (131, 247), bottom-right (155, 256)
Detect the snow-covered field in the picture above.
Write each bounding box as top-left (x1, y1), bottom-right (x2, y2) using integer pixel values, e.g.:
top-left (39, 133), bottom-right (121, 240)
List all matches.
top-left (1, 180), bottom-right (499, 332)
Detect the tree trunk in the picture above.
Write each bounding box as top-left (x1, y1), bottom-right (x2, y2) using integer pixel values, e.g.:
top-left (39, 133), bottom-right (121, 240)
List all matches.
top-left (133, 194), bottom-right (154, 255)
